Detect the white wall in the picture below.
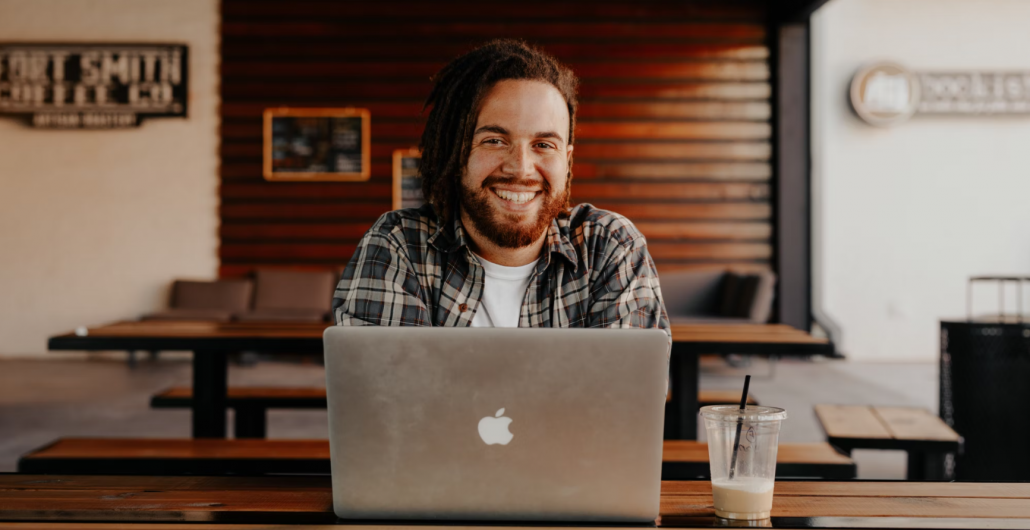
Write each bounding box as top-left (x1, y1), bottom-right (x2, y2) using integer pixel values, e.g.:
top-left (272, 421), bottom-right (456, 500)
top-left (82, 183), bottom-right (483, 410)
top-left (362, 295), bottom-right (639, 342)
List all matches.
top-left (812, 0), bottom-right (1030, 361)
top-left (0, 0), bottom-right (219, 356)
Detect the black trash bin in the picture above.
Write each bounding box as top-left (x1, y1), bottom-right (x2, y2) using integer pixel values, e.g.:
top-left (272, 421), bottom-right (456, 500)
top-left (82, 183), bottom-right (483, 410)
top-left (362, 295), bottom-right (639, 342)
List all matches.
top-left (940, 276), bottom-right (1030, 480)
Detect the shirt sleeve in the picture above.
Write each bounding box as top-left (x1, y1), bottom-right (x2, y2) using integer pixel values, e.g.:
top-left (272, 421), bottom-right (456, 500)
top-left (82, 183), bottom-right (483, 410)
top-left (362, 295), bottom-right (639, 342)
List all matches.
top-left (585, 236), bottom-right (671, 338)
top-left (332, 228), bottom-right (431, 326)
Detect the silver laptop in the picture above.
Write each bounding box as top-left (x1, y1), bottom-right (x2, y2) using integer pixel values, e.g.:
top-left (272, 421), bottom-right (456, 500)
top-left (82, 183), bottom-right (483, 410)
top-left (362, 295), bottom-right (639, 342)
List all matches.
top-left (323, 327), bottom-right (669, 523)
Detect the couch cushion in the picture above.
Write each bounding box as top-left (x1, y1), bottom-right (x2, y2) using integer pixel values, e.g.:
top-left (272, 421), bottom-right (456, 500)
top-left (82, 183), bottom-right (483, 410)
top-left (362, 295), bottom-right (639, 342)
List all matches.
top-left (658, 269), bottom-right (726, 318)
top-left (717, 271), bottom-right (776, 322)
top-left (747, 270), bottom-right (776, 323)
top-left (172, 280), bottom-right (253, 312)
top-left (717, 273), bottom-right (745, 317)
top-left (252, 269), bottom-right (336, 311)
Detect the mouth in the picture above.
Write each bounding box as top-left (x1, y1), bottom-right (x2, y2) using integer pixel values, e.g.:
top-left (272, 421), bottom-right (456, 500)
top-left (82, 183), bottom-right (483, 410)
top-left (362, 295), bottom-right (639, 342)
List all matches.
top-left (491, 187), bottom-right (541, 206)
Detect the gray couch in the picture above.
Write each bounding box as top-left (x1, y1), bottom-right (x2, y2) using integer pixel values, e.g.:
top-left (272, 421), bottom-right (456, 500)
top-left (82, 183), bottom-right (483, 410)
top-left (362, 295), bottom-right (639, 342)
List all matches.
top-left (142, 269), bottom-right (337, 324)
top-left (142, 279), bottom-right (254, 323)
top-left (659, 269), bottom-right (776, 324)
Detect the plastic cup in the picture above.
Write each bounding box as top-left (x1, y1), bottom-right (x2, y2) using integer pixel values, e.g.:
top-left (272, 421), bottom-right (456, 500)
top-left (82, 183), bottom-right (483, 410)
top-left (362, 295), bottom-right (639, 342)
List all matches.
top-left (700, 405), bottom-right (787, 520)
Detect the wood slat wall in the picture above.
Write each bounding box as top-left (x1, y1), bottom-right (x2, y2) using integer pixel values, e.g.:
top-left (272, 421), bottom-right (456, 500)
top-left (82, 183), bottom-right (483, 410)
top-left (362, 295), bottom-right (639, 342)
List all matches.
top-left (219, 0), bottom-right (771, 277)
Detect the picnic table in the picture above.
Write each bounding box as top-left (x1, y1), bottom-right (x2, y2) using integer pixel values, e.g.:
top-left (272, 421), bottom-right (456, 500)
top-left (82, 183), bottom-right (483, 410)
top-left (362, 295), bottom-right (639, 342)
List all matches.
top-left (2, 474), bottom-right (1028, 528)
top-left (48, 321), bottom-right (834, 439)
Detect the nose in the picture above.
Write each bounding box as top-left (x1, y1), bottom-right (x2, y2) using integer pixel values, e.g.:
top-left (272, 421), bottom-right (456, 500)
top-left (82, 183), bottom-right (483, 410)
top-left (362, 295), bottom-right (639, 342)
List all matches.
top-left (501, 142), bottom-right (535, 179)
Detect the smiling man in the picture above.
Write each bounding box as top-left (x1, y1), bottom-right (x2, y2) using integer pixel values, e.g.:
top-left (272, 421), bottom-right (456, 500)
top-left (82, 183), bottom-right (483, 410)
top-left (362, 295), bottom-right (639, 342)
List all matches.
top-left (333, 40), bottom-right (668, 332)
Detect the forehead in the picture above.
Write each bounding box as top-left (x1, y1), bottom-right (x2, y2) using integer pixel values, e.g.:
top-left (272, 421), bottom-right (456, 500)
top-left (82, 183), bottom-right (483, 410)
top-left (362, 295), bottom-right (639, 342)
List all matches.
top-left (475, 79), bottom-right (570, 140)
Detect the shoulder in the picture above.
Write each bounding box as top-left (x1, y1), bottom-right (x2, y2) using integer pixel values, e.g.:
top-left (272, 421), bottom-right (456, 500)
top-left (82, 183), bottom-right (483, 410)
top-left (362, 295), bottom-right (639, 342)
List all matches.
top-left (365, 203), bottom-right (438, 247)
top-left (564, 203), bottom-right (645, 249)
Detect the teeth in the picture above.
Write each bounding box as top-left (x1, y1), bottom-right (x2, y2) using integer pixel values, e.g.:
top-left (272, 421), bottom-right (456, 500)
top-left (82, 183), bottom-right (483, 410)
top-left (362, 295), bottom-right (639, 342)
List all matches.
top-left (495, 189), bottom-right (536, 204)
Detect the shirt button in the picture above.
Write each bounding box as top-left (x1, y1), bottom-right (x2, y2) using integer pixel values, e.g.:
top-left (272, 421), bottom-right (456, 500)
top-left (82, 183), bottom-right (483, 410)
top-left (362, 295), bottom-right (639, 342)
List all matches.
top-left (459, 303), bottom-right (468, 312)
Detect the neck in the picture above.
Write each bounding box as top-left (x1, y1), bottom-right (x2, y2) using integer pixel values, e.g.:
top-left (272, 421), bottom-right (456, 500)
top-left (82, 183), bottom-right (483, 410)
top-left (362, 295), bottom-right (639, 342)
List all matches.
top-left (459, 210), bottom-right (546, 267)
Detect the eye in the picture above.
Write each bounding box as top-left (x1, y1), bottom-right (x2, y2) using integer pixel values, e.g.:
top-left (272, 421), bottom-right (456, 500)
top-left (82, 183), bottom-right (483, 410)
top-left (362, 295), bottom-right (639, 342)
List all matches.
top-left (482, 138), bottom-right (504, 145)
top-left (535, 142), bottom-right (556, 149)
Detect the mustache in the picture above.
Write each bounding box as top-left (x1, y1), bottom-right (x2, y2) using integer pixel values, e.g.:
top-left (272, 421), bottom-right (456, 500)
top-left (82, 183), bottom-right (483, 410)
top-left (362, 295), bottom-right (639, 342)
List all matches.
top-left (480, 176), bottom-right (551, 192)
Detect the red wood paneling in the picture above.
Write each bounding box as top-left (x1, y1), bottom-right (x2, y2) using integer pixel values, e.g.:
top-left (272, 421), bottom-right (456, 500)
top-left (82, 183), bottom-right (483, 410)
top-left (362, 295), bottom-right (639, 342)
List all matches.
top-left (219, 0), bottom-right (770, 275)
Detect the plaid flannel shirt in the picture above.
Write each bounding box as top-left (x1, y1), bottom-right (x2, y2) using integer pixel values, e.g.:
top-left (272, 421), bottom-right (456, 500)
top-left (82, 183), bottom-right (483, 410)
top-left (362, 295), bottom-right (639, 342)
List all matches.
top-left (332, 203), bottom-right (669, 334)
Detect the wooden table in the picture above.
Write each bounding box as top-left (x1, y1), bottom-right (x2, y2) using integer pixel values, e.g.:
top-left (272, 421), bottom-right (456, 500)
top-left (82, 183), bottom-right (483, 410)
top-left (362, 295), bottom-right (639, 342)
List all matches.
top-left (48, 321), bottom-right (834, 440)
top-left (48, 321), bottom-right (327, 439)
top-left (3, 475), bottom-right (1030, 528)
top-left (666, 323), bottom-right (834, 439)
top-left (815, 405), bottom-right (962, 480)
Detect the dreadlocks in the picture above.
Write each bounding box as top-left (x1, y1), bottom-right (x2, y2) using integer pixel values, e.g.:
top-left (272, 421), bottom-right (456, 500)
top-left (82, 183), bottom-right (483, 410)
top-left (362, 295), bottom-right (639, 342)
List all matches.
top-left (418, 39), bottom-right (578, 224)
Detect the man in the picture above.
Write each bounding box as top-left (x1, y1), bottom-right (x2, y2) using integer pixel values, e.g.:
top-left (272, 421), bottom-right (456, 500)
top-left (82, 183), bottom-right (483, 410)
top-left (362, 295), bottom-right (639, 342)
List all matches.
top-left (333, 40), bottom-right (668, 332)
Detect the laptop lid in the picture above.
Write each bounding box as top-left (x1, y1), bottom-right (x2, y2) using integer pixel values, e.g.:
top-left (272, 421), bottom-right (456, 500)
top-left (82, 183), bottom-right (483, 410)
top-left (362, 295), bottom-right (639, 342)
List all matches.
top-left (323, 327), bottom-right (669, 523)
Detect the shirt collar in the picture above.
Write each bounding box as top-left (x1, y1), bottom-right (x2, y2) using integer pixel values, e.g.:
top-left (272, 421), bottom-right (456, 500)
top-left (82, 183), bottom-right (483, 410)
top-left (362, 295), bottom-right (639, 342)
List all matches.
top-left (427, 211), bottom-right (579, 272)
top-left (544, 213), bottom-right (579, 271)
top-left (427, 214), bottom-right (466, 253)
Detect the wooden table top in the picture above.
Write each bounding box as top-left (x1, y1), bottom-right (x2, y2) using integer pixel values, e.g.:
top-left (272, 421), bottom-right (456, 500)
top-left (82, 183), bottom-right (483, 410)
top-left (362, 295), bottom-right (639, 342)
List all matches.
top-left (3, 475), bottom-right (1030, 528)
top-left (49, 320), bottom-right (832, 354)
top-left (54, 320), bottom-right (332, 339)
top-left (48, 321), bottom-right (331, 353)
top-left (814, 405), bottom-right (961, 457)
top-left (663, 441), bottom-right (853, 466)
top-left (816, 405), bottom-right (960, 443)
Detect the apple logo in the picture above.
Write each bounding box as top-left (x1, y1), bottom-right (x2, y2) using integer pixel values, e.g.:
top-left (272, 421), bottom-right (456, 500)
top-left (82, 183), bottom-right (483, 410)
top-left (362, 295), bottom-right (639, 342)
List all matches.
top-left (478, 408), bottom-right (514, 445)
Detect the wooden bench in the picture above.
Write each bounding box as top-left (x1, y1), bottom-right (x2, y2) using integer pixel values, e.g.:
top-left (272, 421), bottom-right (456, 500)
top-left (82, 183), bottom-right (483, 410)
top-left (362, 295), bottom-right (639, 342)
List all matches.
top-left (151, 387), bottom-right (327, 438)
top-left (666, 389), bottom-right (758, 406)
top-left (696, 390), bottom-right (758, 407)
top-left (663, 440), bottom-right (854, 479)
top-left (155, 386), bottom-right (752, 440)
top-left (815, 405), bottom-right (962, 480)
top-left (20, 438), bottom-right (854, 479)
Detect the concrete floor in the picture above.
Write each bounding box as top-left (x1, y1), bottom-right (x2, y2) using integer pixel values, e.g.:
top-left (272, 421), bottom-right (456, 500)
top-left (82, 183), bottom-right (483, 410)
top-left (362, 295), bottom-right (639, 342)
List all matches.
top-left (0, 355), bottom-right (938, 479)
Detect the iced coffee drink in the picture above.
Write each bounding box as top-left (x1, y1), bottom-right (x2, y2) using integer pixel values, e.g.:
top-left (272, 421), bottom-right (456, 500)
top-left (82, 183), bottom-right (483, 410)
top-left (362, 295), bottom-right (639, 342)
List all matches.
top-left (700, 405), bottom-right (787, 520)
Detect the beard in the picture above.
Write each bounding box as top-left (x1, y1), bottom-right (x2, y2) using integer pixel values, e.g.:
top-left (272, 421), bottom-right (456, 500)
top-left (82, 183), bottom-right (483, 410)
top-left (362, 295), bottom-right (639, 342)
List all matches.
top-left (459, 175), bottom-right (570, 249)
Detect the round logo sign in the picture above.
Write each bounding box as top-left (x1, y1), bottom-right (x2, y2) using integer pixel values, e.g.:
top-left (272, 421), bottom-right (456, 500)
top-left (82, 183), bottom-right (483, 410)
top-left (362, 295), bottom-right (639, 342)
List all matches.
top-left (850, 62), bottom-right (920, 126)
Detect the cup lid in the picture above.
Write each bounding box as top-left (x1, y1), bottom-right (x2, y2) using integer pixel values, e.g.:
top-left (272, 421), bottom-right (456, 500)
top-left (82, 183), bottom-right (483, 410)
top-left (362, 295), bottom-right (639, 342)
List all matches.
top-left (699, 405), bottom-right (787, 422)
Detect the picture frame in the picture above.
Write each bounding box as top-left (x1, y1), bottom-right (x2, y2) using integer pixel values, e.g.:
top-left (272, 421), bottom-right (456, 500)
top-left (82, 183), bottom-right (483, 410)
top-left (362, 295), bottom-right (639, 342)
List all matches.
top-left (392, 147), bottom-right (424, 210)
top-left (262, 107), bottom-right (370, 182)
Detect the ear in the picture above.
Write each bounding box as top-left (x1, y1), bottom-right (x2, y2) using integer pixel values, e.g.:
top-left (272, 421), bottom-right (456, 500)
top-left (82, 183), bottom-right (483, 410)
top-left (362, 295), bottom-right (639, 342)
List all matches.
top-left (566, 144), bottom-right (574, 167)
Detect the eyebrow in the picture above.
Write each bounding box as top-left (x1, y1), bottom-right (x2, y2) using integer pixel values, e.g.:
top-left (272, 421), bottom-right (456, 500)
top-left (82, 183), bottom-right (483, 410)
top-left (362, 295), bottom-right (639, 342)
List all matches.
top-left (534, 131), bottom-right (565, 143)
top-left (473, 125), bottom-right (509, 136)
top-left (473, 125), bottom-right (566, 144)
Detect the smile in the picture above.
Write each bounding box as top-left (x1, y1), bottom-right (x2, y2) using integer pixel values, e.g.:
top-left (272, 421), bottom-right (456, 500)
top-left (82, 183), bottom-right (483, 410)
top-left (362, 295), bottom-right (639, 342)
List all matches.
top-left (492, 188), bottom-right (540, 205)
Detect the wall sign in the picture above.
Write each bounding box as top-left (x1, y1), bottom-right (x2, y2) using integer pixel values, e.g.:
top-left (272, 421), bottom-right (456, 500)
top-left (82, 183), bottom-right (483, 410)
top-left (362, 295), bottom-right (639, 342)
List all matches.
top-left (392, 148), bottom-right (423, 210)
top-left (263, 107), bottom-right (371, 182)
top-left (851, 62), bottom-right (1030, 126)
top-left (0, 43), bottom-right (187, 128)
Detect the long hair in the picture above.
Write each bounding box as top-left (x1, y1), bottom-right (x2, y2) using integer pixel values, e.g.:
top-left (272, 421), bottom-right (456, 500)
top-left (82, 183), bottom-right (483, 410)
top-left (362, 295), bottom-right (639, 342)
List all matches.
top-left (418, 39), bottom-right (578, 223)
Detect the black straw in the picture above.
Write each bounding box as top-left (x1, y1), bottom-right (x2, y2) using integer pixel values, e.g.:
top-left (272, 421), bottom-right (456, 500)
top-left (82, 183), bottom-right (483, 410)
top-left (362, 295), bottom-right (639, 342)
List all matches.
top-left (728, 374), bottom-right (751, 480)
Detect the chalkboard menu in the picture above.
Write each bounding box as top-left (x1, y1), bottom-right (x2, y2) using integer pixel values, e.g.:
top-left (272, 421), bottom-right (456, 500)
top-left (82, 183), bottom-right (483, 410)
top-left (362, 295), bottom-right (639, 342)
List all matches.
top-left (392, 148), bottom-right (423, 209)
top-left (0, 43), bottom-right (188, 128)
top-left (262, 108), bottom-right (370, 181)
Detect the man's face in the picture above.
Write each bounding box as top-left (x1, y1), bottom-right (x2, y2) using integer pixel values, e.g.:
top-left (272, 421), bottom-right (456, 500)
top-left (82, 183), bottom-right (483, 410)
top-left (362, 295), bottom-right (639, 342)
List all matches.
top-left (460, 79), bottom-right (573, 249)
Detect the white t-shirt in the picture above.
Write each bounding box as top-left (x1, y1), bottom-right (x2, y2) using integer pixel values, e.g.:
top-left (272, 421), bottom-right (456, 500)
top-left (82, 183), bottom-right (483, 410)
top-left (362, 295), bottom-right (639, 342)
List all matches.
top-left (470, 253), bottom-right (539, 328)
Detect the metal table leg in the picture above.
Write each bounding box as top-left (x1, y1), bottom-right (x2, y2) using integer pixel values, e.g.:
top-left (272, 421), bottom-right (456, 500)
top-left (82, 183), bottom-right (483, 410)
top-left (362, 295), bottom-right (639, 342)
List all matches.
top-left (907, 450), bottom-right (954, 481)
top-left (665, 348), bottom-right (700, 440)
top-left (234, 406), bottom-right (267, 439)
top-left (192, 350), bottom-right (228, 438)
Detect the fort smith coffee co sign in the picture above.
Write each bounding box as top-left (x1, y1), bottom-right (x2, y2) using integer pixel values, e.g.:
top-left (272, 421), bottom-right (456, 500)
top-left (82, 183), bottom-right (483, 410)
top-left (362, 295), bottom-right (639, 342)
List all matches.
top-left (0, 44), bottom-right (187, 128)
top-left (851, 62), bottom-right (1030, 126)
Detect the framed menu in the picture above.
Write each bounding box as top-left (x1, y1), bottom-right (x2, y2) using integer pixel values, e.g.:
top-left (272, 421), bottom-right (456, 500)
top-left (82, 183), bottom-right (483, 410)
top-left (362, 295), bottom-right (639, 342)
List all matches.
top-left (262, 107), bottom-right (370, 181)
top-left (392, 147), bottom-right (424, 209)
